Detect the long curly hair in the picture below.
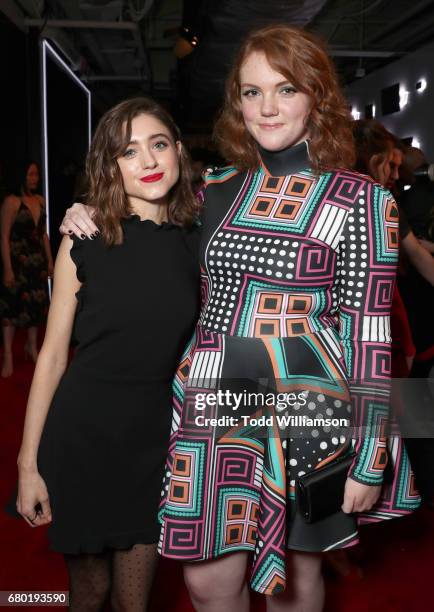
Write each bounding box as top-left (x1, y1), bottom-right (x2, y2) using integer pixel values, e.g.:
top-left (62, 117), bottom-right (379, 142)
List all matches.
top-left (214, 24), bottom-right (355, 174)
top-left (85, 97), bottom-right (199, 246)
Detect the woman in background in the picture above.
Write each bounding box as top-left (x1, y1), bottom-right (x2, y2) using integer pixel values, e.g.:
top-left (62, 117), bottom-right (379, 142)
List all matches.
top-left (353, 120), bottom-right (434, 507)
top-left (353, 120), bottom-right (434, 287)
top-left (0, 162), bottom-right (53, 376)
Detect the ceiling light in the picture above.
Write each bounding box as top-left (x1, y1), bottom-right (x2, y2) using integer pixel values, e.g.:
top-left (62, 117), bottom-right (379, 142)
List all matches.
top-left (416, 78), bottom-right (427, 93)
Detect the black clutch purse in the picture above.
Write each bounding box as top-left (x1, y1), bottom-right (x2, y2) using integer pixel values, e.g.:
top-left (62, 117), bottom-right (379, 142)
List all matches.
top-left (295, 451), bottom-right (356, 523)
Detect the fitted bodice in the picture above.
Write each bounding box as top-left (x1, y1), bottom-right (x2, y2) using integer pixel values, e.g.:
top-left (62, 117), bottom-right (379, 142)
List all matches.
top-left (69, 217), bottom-right (200, 382)
top-left (11, 201), bottom-right (46, 246)
top-left (197, 142), bottom-right (398, 342)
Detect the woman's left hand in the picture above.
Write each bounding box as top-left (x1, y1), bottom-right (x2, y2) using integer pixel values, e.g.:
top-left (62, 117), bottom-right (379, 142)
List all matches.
top-left (341, 477), bottom-right (381, 513)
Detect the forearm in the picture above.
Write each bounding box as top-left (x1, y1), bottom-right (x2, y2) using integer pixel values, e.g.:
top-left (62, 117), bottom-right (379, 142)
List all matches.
top-left (341, 339), bottom-right (390, 485)
top-left (403, 233), bottom-right (434, 285)
top-left (350, 401), bottom-right (389, 485)
top-left (408, 246), bottom-right (434, 285)
top-left (418, 238), bottom-right (434, 254)
top-left (18, 347), bottom-right (68, 470)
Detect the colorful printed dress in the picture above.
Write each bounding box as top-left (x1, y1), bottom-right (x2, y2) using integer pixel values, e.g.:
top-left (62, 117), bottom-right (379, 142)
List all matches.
top-left (158, 142), bottom-right (420, 595)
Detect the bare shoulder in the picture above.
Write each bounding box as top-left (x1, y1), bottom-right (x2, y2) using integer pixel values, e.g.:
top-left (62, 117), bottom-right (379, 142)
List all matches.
top-left (0, 195), bottom-right (20, 222)
top-left (2, 194), bottom-right (20, 210)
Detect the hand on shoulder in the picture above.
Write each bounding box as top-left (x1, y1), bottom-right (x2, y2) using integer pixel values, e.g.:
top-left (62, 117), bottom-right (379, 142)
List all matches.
top-left (59, 202), bottom-right (99, 239)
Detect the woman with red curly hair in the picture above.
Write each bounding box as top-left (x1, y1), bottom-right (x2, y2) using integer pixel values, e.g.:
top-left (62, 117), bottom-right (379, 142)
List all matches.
top-left (63, 24), bottom-right (419, 612)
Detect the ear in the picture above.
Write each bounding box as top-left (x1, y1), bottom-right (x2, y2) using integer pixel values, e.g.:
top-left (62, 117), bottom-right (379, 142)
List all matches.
top-left (176, 140), bottom-right (182, 157)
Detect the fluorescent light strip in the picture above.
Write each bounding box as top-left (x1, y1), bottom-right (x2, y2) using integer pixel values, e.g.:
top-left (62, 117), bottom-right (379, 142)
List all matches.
top-left (41, 38), bottom-right (92, 238)
top-left (42, 39), bottom-right (91, 97)
top-left (41, 39), bottom-right (91, 296)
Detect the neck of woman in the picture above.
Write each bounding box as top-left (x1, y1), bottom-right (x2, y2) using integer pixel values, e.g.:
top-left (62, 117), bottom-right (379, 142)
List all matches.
top-left (129, 199), bottom-right (169, 224)
top-left (258, 140), bottom-right (311, 177)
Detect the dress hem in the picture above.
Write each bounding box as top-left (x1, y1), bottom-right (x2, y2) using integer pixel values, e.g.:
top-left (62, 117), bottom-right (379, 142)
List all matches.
top-left (49, 530), bottom-right (160, 555)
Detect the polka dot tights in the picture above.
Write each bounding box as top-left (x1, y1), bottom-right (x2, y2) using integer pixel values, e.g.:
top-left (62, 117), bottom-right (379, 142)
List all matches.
top-left (65, 543), bottom-right (158, 611)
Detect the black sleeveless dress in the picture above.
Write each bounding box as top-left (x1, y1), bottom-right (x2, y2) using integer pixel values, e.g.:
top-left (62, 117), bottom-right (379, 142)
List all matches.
top-left (38, 216), bottom-right (200, 554)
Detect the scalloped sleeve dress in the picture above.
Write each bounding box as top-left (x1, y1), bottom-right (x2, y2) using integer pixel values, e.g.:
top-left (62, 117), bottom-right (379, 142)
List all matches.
top-left (37, 216), bottom-right (200, 554)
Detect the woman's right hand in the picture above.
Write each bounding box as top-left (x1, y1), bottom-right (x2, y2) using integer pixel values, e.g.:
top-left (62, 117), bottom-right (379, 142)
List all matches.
top-left (3, 269), bottom-right (15, 288)
top-left (341, 477), bottom-right (381, 514)
top-left (59, 203), bottom-right (98, 239)
top-left (17, 469), bottom-right (52, 528)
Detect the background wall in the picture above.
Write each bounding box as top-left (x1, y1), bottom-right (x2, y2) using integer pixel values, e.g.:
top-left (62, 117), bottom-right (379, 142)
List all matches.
top-left (0, 20), bottom-right (41, 175)
top-left (345, 39), bottom-right (434, 160)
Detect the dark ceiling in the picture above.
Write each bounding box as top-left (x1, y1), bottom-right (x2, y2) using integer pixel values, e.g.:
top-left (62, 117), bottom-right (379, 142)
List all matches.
top-left (3, 0), bottom-right (434, 131)
top-left (181, 0), bottom-right (434, 128)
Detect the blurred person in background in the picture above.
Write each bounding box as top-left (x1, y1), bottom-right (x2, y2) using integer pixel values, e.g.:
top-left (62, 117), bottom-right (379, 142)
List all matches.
top-left (0, 161), bottom-right (53, 377)
top-left (353, 121), bottom-right (434, 288)
top-left (353, 119), bottom-right (434, 505)
top-left (353, 121), bottom-right (417, 377)
top-left (399, 146), bottom-right (434, 246)
top-left (385, 139), bottom-right (434, 376)
top-left (396, 146), bottom-right (434, 503)
top-left (397, 146), bottom-right (434, 377)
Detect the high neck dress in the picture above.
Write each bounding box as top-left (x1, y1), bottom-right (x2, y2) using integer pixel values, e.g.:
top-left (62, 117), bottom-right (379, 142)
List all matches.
top-left (158, 142), bottom-right (420, 595)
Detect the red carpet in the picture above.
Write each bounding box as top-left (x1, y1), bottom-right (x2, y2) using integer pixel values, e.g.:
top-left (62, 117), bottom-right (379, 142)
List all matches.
top-left (1, 330), bottom-right (433, 611)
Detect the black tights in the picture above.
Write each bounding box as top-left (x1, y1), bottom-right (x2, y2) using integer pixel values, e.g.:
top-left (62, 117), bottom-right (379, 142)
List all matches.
top-left (65, 543), bottom-right (158, 612)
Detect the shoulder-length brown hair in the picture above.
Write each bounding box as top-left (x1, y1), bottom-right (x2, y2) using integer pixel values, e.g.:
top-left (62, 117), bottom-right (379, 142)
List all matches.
top-left (85, 96), bottom-right (199, 246)
top-left (214, 24), bottom-right (355, 174)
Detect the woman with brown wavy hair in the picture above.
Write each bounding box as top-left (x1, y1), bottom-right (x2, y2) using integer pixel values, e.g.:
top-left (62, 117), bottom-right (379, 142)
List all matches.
top-left (61, 25), bottom-right (419, 612)
top-left (16, 97), bottom-right (200, 611)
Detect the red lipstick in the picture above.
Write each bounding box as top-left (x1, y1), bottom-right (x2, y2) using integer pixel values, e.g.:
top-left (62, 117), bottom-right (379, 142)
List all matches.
top-left (140, 173), bottom-right (164, 183)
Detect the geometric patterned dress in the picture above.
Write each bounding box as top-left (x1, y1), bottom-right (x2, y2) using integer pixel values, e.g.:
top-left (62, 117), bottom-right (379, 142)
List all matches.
top-left (158, 141), bottom-right (420, 595)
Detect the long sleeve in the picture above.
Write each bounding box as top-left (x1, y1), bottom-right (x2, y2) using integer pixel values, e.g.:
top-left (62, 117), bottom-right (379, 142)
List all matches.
top-left (338, 179), bottom-right (399, 485)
